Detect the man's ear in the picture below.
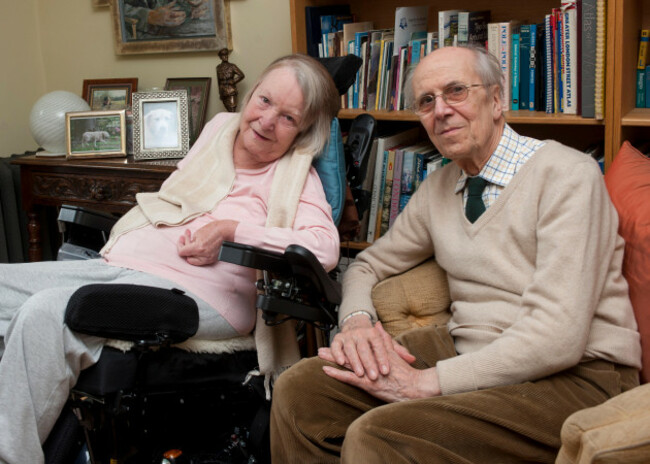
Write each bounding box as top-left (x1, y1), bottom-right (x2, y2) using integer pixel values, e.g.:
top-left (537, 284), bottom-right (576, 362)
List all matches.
top-left (491, 84), bottom-right (504, 120)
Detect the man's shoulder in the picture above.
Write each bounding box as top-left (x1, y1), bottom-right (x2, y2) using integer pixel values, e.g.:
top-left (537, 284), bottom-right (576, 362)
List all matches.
top-left (530, 140), bottom-right (601, 173)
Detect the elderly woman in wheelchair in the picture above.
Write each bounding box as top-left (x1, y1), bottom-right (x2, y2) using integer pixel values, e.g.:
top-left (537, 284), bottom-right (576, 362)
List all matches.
top-left (0, 54), bottom-right (342, 464)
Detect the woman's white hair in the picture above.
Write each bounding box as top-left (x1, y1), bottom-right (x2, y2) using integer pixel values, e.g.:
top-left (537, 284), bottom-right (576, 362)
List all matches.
top-left (240, 54), bottom-right (340, 157)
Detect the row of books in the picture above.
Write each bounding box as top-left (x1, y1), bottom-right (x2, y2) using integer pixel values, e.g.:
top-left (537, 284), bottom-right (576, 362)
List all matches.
top-left (352, 125), bottom-right (606, 244)
top-left (305, 1), bottom-right (607, 119)
top-left (499, 0), bottom-right (605, 118)
top-left (636, 30), bottom-right (650, 108)
top-left (354, 127), bottom-right (446, 244)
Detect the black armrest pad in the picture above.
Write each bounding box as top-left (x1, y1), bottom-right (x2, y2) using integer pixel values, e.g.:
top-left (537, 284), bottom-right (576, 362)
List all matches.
top-left (65, 284), bottom-right (199, 343)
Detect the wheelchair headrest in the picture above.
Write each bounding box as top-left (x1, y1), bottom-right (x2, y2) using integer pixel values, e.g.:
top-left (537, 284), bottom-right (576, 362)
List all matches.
top-left (313, 118), bottom-right (345, 226)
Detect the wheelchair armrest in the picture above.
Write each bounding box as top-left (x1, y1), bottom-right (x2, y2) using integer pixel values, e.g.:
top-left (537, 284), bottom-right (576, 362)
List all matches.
top-left (64, 284), bottom-right (199, 346)
top-left (219, 241), bottom-right (341, 328)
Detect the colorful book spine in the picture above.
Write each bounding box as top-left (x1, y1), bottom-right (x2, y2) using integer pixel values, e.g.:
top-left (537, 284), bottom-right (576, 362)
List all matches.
top-left (353, 31), bottom-right (370, 108)
top-left (379, 147), bottom-right (397, 237)
top-left (528, 23), bottom-right (538, 110)
top-left (637, 68), bottom-right (646, 108)
top-left (638, 29), bottom-right (650, 69)
top-left (519, 25), bottom-right (531, 110)
top-left (594, 0), bottom-right (606, 120)
top-left (545, 14), bottom-right (554, 113)
top-left (388, 148), bottom-right (404, 228)
top-left (438, 10), bottom-right (460, 47)
top-left (562, 1), bottom-right (578, 114)
top-left (646, 66), bottom-right (650, 108)
top-left (512, 32), bottom-right (521, 111)
top-left (499, 21), bottom-right (520, 112)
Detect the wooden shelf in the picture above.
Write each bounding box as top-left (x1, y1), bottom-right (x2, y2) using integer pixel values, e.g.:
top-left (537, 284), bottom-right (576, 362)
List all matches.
top-left (338, 109), bottom-right (605, 125)
top-left (621, 108), bottom-right (650, 126)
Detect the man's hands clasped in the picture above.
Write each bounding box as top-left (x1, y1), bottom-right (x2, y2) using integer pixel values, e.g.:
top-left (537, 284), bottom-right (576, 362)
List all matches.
top-left (319, 315), bottom-right (442, 403)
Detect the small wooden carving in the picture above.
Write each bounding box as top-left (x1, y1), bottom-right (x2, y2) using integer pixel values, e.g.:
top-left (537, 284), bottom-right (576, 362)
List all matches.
top-left (216, 48), bottom-right (245, 112)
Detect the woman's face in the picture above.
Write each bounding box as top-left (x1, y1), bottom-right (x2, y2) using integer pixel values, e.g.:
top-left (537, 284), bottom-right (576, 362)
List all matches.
top-left (234, 67), bottom-right (305, 169)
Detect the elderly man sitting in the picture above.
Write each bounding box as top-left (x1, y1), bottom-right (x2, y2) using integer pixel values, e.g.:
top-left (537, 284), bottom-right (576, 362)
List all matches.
top-left (270, 45), bottom-right (641, 463)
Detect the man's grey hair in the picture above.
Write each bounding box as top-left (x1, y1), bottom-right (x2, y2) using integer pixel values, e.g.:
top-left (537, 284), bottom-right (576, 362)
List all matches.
top-left (403, 45), bottom-right (505, 110)
top-left (240, 54), bottom-right (340, 157)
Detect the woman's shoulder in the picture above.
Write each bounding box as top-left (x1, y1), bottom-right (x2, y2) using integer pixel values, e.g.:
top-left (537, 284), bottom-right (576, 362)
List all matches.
top-left (203, 112), bottom-right (238, 132)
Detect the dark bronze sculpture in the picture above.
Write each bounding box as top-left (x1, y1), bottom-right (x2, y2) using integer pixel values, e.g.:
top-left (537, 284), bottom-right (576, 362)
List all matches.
top-left (216, 48), bottom-right (245, 112)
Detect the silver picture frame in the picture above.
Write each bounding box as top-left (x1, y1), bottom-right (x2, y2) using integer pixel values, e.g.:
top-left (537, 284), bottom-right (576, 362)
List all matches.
top-left (132, 90), bottom-right (190, 160)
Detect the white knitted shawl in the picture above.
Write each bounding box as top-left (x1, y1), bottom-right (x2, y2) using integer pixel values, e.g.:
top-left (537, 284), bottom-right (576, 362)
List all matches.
top-left (101, 114), bottom-right (315, 396)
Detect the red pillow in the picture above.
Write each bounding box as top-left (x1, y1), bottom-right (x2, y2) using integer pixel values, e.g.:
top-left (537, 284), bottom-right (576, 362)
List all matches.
top-left (605, 141), bottom-right (650, 383)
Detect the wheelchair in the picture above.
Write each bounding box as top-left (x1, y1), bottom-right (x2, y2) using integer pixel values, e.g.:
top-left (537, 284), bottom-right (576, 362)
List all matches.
top-left (43, 56), bottom-right (377, 464)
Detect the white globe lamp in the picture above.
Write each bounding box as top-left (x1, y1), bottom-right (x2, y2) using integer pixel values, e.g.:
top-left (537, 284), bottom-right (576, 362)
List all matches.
top-left (29, 91), bottom-right (91, 156)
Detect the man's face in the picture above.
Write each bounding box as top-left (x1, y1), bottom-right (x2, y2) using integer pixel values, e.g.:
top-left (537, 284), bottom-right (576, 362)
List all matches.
top-left (412, 47), bottom-right (503, 174)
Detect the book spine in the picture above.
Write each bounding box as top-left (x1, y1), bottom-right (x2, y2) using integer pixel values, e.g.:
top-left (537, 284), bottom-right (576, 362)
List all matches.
top-left (553, 9), bottom-right (562, 113)
top-left (467, 10), bottom-right (491, 46)
top-left (389, 150), bottom-right (404, 228)
top-left (638, 29), bottom-right (650, 69)
top-left (499, 22), bottom-right (511, 111)
top-left (458, 11), bottom-right (469, 43)
top-left (646, 66), bottom-right (650, 108)
top-left (519, 25), bottom-right (531, 110)
top-left (562, 3), bottom-right (578, 114)
top-left (594, 0), bottom-right (606, 120)
top-left (529, 23), bottom-right (537, 110)
top-left (367, 147), bottom-right (387, 243)
top-left (581, 0), bottom-right (597, 118)
top-left (379, 149), bottom-right (396, 238)
top-left (512, 33), bottom-right (520, 110)
top-left (487, 23), bottom-right (500, 62)
top-left (637, 68), bottom-right (646, 108)
top-left (545, 15), bottom-right (554, 113)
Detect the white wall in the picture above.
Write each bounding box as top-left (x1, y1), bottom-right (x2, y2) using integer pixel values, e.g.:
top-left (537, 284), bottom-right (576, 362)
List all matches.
top-left (0, 0), bottom-right (292, 156)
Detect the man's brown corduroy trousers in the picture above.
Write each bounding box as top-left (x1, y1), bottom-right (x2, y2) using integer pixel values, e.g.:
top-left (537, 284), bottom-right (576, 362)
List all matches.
top-left (271, 325), bottom-right (638, 463)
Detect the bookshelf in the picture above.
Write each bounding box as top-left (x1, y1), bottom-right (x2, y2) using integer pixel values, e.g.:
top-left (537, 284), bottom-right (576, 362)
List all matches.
top-left (290, 0), bottom-right (619, 166)
top-left (612, 0), bottom-right (650, 157)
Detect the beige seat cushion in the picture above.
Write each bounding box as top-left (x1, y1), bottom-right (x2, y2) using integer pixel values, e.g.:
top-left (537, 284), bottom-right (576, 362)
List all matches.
top-left (372, 259), bottom-right (451, 338)
top-left (556, 382), bottom-right (650, 464)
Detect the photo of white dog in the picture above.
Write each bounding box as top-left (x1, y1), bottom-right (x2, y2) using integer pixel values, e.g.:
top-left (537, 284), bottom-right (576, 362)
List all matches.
top-left (81, 130), bottom-right (111, 149)
top-left (143, 103), bottom-right (179, 149)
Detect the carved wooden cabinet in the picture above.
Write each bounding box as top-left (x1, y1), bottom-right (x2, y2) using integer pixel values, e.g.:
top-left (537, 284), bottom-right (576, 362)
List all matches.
top-left (12, 155), bottom-right (177, 261)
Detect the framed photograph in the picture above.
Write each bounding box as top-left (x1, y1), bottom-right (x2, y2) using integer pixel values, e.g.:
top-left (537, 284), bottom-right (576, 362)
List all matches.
top-left (132, 90), bottom-right (190, 160)
top-left (66, 110), bottom-right (127, 159)
top-left (110, 0), bottom-right (231, 55)
top-left (82, 78), bottom-right (138, 111)
top-left (164, 77), bottom-right (211, 146)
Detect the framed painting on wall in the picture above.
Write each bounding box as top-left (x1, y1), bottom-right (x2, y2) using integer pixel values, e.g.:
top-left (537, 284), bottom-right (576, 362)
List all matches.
top-left (110, 0), bottom-right (231, 55)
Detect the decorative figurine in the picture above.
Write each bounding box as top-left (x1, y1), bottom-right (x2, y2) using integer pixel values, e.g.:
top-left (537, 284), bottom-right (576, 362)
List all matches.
top-left (216, 48), bottom-right (245, 112)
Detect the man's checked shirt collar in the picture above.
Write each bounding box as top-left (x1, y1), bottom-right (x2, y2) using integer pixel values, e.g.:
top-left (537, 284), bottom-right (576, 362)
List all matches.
top-left (455, 124), bottom-right (546, 207)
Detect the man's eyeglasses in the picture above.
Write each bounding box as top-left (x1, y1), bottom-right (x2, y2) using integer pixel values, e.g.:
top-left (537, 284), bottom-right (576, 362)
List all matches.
top-left (413, 84), bottom-right (485, 115)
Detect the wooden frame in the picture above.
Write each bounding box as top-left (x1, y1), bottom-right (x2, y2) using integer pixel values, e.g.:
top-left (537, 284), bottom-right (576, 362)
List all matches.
top-left (164, 77), bottom-right (211, 146)
top-left (66, 110), bottom-right (127, 159)
top-left (110, 0), bottom-right (231, 55)
top-left (92, 0), bottom-right (109, 7)
top-left (82, 78), bottom-right (138, 111)
top-left (132, 90), bottom-right (190, 160)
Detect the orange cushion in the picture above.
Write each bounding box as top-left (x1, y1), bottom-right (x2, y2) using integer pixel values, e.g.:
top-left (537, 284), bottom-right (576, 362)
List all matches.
top-left (605, 141), bottom-right (650, 383)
